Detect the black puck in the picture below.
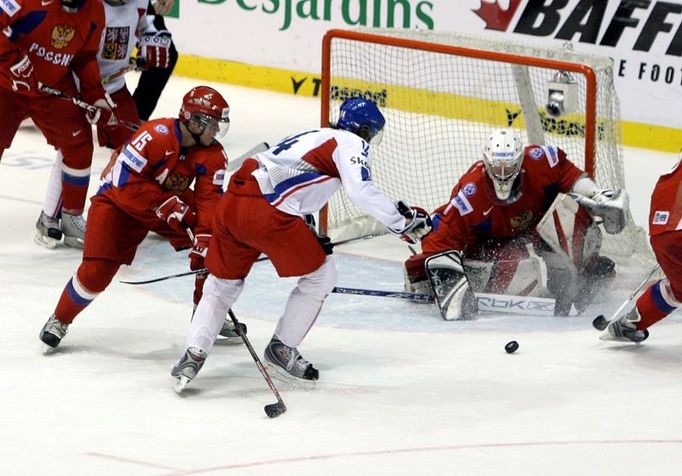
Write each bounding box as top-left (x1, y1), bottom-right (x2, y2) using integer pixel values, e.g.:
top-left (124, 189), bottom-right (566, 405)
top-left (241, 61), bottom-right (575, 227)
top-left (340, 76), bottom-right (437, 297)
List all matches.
top-left (505, 340), bottom-right (519, 354)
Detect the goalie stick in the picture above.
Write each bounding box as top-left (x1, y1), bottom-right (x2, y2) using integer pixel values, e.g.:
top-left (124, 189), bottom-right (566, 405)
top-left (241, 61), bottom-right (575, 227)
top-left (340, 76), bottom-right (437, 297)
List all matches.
top-left (593, 264), bottom-right (661, 331)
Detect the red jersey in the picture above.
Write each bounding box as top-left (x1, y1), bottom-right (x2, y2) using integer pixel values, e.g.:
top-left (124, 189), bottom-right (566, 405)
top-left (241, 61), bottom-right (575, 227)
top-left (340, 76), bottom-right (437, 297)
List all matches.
top-left (649, 151), bottom-right (682, 236)
top-left (98, 118), bottom-right (227, 235)
top-left (422, 145), bottom-right (584, 253)
top-left (0, 0), bottom-right (105, 101)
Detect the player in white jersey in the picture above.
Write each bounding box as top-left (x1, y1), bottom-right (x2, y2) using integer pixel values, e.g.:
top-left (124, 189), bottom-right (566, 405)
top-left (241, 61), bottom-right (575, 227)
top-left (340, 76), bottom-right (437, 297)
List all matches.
top-left (36, 0), bottom-right (173, 249)
top-left (170, 97), bottom-right (432, 392)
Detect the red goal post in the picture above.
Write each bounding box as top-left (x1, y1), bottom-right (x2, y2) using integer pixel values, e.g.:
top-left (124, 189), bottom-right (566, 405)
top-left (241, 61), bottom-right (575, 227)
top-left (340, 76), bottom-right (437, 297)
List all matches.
top-left (319, 28), bottom-right (650, 264)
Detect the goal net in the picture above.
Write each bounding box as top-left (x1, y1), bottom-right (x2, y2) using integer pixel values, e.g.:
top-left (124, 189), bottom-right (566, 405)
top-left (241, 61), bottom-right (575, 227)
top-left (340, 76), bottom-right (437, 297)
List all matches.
top-left (320, 28), bottom-right (651, 265)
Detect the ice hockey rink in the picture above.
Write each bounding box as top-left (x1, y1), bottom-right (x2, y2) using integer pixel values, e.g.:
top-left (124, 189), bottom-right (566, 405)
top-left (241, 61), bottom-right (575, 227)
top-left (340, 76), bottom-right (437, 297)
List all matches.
top-left (2, 74), bottom-right (682, 476)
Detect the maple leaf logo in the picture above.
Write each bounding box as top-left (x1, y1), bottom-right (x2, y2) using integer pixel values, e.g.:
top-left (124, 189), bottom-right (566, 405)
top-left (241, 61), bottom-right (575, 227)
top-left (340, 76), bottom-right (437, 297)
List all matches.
top-left (472, 0), bottom-right (522, 31)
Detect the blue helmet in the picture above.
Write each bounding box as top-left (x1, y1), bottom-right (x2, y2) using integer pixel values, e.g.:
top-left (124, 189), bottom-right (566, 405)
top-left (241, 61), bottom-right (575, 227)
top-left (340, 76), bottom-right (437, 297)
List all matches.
top-left (336, 97), bottom-right (385, 143)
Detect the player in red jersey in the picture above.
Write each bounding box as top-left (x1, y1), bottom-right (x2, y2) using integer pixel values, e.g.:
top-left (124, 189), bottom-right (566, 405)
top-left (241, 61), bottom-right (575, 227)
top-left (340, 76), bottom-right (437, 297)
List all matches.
top-left (601, 152), bottom-right (682, 343)
top-left (404, 128), bottom-right (629, 318)
top-left (35, 0), bottom-right (174, 249)
top-left (0, 0), bottom-right (115, 245)
top-left (38, 86), bottom-right (230, 349)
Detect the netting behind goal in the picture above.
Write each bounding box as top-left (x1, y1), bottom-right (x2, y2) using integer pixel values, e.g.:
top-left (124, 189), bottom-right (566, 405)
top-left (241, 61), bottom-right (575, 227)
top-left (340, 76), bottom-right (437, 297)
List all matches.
top-left (320, 28), bottom-right (651, 265)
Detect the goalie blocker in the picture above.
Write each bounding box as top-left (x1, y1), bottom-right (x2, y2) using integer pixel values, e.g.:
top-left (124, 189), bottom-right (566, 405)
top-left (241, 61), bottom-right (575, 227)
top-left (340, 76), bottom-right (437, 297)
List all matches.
top-left (409, 193), bottom-right (619, 319)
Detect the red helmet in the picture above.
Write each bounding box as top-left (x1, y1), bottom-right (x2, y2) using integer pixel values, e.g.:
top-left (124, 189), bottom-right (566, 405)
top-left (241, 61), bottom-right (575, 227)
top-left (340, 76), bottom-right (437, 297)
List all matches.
top-left (179, 86), bottom-right (230, 136)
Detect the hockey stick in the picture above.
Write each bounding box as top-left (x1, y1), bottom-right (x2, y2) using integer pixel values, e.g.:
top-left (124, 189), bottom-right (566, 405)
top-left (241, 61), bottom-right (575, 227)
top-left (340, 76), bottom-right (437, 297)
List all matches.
top-left (101, 57), bottom-right (146, 85)
top-left (119, 231), bottom-right (387, 285)
top-left (38, 83), bottom-right (139, 132)
top-left (228, 309), bottom-right (287, 418)
top-left (592, 264), bottom-right (661, 331)
top-left (332, 286), bottom-right (431, 302)
top-left (185, 224), bottom-right (286, 418)
top-left (332, 287), bottom-right (557, 317)
top-left (227, 142), bottom-right (270, 172)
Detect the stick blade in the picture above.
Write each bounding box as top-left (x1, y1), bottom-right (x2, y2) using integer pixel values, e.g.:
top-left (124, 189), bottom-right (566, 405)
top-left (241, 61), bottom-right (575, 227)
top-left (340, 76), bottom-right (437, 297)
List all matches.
top-left (264, 402), bottom-right (287, 418)
top-left (593, 315), bottom-right (609, 331)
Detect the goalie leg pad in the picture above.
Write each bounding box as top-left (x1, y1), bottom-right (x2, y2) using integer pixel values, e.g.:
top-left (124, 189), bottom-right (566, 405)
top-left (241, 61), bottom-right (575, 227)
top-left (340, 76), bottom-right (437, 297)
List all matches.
top-left (425, 251), bottom-right (476, 320)
top-left (537, 193), bottom-right (606, 314)
top-left (465, 256), bottom-right (545, 297)
top-left (536, 193), bottom-right (602, 270)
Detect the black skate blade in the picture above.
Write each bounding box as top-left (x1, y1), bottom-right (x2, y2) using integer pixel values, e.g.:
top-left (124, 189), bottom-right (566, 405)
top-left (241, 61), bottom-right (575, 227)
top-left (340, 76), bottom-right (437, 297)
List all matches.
top-left (592, 315), bottom-right (609, 331)
top-left (264, 402), bottom-right (287, 418)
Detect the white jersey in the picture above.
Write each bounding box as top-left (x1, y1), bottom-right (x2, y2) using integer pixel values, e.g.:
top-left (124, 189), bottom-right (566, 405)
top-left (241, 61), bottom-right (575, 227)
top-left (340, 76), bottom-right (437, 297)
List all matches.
top-left (98, 0), bottom-right (153, 94)
top-left (251, 128), bottom-right (407, 231)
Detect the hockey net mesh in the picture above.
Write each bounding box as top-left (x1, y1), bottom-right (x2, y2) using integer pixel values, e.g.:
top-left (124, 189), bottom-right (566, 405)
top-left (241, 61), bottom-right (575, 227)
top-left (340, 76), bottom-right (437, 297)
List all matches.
top-left (322, 28), bottom-right (652, 266)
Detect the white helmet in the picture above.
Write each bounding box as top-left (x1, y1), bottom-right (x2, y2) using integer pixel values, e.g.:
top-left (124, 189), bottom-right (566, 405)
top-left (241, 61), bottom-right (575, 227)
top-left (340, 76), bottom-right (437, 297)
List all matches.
top-left (482, 128), bottom-right (524, 201)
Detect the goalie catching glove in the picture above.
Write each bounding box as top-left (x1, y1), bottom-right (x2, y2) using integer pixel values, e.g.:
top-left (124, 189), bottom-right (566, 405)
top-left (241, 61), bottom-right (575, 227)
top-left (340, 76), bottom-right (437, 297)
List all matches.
top-left (569, 188), bottom-right (629, 235)
top-left (569, 176), bottom-right (629, 235)
top-left (389, 200), bottom-right (432, 244)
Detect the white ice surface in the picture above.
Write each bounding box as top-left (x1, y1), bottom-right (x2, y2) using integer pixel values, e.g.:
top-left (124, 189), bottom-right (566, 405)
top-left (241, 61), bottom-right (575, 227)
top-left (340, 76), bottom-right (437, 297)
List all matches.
top-left (2, 75), bottom-right (682, 475)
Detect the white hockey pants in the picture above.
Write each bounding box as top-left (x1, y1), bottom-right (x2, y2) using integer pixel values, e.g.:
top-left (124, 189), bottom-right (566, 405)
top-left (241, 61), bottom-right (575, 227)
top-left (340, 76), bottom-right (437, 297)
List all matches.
top-left (274, 256), bottom-right (337, 348)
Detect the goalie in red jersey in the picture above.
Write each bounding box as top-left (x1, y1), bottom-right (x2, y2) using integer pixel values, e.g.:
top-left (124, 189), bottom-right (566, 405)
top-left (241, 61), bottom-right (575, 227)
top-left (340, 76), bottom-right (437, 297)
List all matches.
top-left (404, 128), bottom-right (630, 319)
top-left (600, 152), bottom-right (682, 343)
top-left (38, 86), bottom-right (230, 350)
top-left (0, 0), bottom-right (115, 245)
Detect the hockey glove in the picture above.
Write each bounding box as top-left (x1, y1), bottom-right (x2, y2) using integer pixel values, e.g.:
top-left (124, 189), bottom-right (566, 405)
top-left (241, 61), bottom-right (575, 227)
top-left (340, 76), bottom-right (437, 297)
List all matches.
top-left (570, 188), bottom-right (629, 235)
top-left (189, 233), bottom-right (210, 271)
top-left (86, 94), bottom-right (118, 127)
top-left (152, 0), bottom-right (174, 15)
top-left (155, 196), bottom-right (197, 233)
top-left (318, 235), bottom-right (334, 255)
top-left (304, 215), bottom-right (333, 254)
top-left (389, 200), bottom-right (432, 244)
top-left (140, 31), bottom-right (172, 69)
top-left (9, 54), bottom-right (36, 91)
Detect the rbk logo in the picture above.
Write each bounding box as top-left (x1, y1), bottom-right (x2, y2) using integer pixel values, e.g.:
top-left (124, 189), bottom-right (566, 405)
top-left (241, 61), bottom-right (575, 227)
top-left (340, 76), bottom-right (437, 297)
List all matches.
top-left (472, 0), bottom-right (522, 31)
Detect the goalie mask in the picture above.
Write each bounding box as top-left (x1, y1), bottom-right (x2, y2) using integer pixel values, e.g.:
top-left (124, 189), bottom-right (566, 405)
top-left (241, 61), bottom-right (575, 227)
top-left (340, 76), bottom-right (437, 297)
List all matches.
top-left (179, 86), bottom-right (230, 139)
top-left (336, 97), bottom-right (386, 145)
top-left (482, 128), bottom-right (524, 202)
